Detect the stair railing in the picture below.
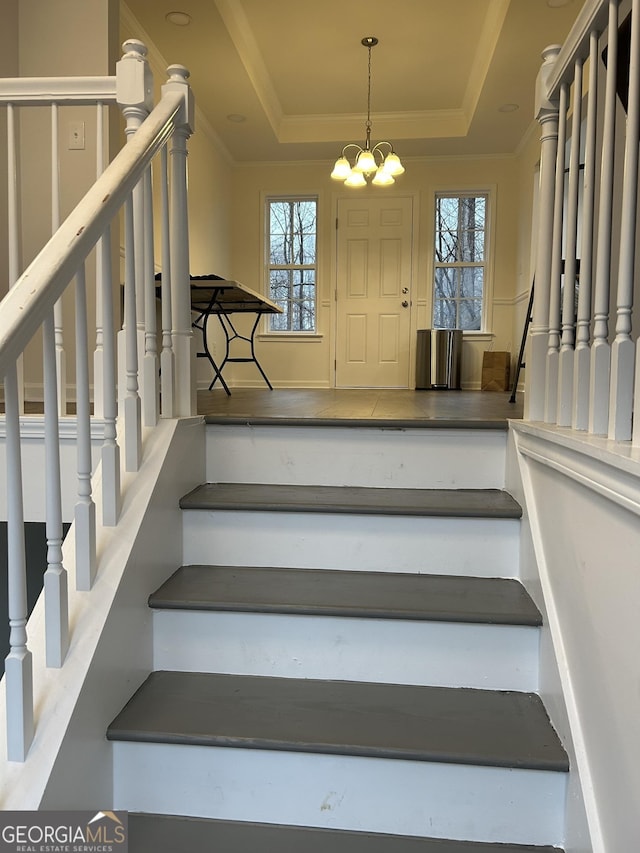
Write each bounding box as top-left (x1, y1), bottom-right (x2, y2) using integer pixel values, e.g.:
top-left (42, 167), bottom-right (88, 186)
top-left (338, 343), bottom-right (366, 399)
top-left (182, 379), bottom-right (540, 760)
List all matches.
top-left (527, 0), bottom-right (640, 444)
top-left (0, 41), bottom-right (195, 761)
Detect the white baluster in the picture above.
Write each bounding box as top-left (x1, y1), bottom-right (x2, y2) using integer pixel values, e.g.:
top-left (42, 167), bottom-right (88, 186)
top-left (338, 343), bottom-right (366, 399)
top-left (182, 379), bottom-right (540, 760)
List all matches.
top-left (75, 264), bottom-right (97, 590)
top-left (51, 103), bottom-right (67, 417)
top-left (133, 175), bottom-right (147, 396)
top-left (93, 102), bottom-right (106, 419)
top-left (100, 221), bottom-right (122, 526)
top-left (124, 194), bottom-right (142, 472)
top-left (143, 164), bottom-right (159, 426)
top-left (7, 104), bottom-right (24, 415)
top-left (527, 45), bottom-right (561, 421)
top-left (609, 0), bottom-right (640, 442)
top-left (163, 65), bottom-right (195, 417)
top-left (159, 145), bottom-right (175, 417)
top-left (573, 30), bottom-right (600, 430)
top-left (557, 61), bottom-right (583, 427)
top-left (589, 0), bottom-right (620, 435)
top-left (3, 363), bottom-right (34, 761)
top-left (42, 313), bottom-right (69, 668)
top-left (545, 82), bottom-right (568, 424)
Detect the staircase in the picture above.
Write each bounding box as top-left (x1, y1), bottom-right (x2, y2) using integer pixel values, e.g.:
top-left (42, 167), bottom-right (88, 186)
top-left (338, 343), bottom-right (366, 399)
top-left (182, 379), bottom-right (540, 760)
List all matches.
top-left (107, 416), bottom-right (568, 852)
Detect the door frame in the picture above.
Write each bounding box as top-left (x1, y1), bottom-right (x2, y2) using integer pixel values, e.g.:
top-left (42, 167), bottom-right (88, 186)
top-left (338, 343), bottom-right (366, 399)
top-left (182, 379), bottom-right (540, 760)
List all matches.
top-left (331, 189), bottom-right (420, 389)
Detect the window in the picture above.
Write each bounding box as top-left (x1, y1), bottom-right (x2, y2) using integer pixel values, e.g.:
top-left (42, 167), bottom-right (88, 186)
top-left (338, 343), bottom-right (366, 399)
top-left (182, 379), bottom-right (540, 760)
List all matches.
top-left (433, 193), bottom-right (488, 331)
top-left (267, 197), bottom-right (317, 332)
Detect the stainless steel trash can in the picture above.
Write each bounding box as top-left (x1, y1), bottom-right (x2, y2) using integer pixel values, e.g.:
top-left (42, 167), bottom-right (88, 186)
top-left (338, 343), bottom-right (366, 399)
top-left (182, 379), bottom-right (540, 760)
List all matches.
top-left (415, 329), bottom-right (462, 389)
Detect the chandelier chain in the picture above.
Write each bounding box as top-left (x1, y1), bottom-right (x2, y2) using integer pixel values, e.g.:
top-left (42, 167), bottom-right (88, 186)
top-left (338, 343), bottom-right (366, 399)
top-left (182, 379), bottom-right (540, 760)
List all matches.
top-left (366, 42), bottom-right (372, 134)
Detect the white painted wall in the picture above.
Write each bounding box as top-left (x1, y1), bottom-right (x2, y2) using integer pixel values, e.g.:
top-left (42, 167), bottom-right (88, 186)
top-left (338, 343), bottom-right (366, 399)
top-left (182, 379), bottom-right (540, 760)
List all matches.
top-left (0, 420), bottom-right (103, 522)
top-left (505, 428), bottom-right (591, 853)
top-left (511, 422), bottom-right (640, 852)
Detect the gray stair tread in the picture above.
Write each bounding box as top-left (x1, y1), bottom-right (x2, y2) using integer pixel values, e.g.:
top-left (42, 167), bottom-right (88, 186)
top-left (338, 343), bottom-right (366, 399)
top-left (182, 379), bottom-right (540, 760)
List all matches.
top-left (149, 566), bottom-right (541, 626)
top-left (107, 672), bottom-right (567, 772)
top-left (179, 483), bottom-right (522, 518)
top-left (129, 814), bottom-right (562, 853)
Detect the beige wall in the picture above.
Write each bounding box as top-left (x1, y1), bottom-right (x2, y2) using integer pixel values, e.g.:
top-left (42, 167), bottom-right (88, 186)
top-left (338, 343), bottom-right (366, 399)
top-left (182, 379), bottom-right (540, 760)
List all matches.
top-left (120, 8), bottom-right (233, 279)
top-left (120, 7), bottom-right (234, 391)
top-left (511, 126), bottom-right (543, 394)
top-left (4, 0), bottom-right (233, 400)
top-left (229, 155), bottom-right (522, 389)
top-left (0, 0), bottom-right (20, 301)
top-left (16, 0), bottom-right (119, 400)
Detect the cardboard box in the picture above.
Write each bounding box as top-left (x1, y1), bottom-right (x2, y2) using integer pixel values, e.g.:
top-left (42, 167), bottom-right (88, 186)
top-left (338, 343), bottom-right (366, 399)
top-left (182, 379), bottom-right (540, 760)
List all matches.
top-left (481, 351), bottom-right (510, 391)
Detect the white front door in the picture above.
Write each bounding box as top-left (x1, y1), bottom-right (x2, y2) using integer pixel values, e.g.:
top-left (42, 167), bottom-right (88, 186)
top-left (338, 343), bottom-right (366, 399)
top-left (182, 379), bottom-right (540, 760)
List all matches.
top-left (335, 196), bottom-right (413, 388)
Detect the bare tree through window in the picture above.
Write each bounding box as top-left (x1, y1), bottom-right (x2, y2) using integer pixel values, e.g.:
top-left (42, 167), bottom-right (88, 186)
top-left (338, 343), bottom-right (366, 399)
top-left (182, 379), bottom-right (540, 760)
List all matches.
top-left (433, 194), bottom-right (487, 331)
top-left (267, 198), bottom-right (317, 331)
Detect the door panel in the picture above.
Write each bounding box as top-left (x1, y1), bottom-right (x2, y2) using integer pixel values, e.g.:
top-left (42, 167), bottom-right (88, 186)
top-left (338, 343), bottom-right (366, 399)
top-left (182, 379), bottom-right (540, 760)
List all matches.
top-left (346, 240), bottom-right (368, 297)
top-left (346, 314), bottom-right (367, 362)
top-left (380, 239), bottom-right (402, 297)
top-left (379, 314), bottom-right (400, 363)
top-left (336, 196), bottom-right (413, 388)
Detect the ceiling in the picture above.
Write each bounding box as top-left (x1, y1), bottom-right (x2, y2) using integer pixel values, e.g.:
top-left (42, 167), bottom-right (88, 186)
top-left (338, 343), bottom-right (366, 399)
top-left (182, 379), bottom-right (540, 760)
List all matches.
top-left (123, 0), bottom-right (583, 164)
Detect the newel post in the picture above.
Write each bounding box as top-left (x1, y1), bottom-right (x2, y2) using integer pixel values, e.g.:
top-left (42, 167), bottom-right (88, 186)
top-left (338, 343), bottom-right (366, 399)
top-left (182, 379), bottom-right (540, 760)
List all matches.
top-left (163, 65), bottom-right (196, 417)
top-left (116, 39), bottom-right (153, 469)
top-left (526, 45), bottom-right (561, 421)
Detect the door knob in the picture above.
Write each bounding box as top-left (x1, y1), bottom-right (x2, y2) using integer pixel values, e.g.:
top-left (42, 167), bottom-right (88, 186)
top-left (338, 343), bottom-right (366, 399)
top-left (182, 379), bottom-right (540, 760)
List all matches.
top-left (401, 300), bottom-right (409, 308)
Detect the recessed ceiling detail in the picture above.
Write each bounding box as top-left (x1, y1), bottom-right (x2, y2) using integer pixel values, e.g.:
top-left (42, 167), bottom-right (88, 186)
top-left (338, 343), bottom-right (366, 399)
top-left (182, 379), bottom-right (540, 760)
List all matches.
top-left (123, 0), bottom-right (584, 162)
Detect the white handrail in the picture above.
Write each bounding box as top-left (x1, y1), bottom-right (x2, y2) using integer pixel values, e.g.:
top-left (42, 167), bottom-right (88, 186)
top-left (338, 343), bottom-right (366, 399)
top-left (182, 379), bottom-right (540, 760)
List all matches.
top-left (545, 0), bottom-right (610, 95)
top-left (0, 91), bottom-right (182, 375)
top-left (0, 77), bottom-right (117, 104)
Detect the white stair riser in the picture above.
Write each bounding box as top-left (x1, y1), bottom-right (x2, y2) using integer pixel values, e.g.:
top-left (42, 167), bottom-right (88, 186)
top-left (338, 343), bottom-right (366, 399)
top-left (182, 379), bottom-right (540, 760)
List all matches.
top-left (113, 742), bottom-right (565, 847)
top-left (182, 511), bottom-right (521, 577)
top-left (153, 610), bottom-right (540, 691)
top-left (206, 426), bottom-right (507, 489)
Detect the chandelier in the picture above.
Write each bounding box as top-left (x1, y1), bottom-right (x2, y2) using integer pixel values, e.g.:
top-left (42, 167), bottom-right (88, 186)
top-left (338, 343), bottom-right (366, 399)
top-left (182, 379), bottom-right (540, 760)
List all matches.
top-left (331, 36), bottom-right (405, 187)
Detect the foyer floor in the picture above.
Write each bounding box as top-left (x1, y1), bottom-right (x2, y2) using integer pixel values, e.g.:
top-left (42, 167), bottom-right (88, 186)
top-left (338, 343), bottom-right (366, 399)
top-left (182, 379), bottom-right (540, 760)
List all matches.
top-left (197, 388), bottom-right (523, 428)
top-left (4, 389), bottom-right (524, 426)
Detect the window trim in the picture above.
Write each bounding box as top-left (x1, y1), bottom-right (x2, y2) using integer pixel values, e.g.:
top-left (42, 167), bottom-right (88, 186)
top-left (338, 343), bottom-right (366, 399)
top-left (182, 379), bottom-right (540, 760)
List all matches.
top-left (431, 189), bottom-right (493, 334)
top-left (264, 194), bottom-right (319, 335)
